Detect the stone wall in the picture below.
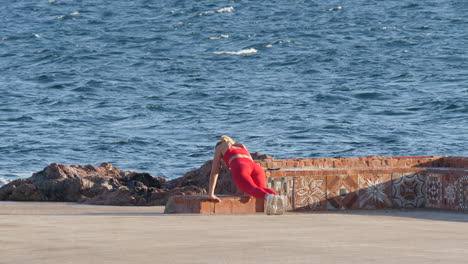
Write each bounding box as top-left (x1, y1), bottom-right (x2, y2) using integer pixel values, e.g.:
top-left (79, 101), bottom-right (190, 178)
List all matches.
top-left (256, 156), bottom-right (468, 212)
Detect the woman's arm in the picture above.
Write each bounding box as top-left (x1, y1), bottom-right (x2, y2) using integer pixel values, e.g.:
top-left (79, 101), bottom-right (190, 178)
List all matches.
top-left (208, 146), bottom-right (222, 202)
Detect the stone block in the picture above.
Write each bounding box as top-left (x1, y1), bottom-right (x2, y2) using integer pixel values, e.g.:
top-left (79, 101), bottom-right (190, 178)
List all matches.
top-left (164, 195), bottom-right (264, 214)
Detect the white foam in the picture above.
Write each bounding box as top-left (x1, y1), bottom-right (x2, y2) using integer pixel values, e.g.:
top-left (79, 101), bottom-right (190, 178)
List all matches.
top-left (200, 6), bottom-right (234, 16)
top-left (325, 6), bottom-right (342, 12)
top-left (216, 7), bottom-right (234, 13)
top-left (171, 10), bottom-right (184, 15)
top-left (34, 33), bottom-right (41, 38)
top-left (213, 48), bottom-right (258, 55)
top-left (57, 11), bottom-right (79, 19)
top-left (172, 22), bottom-right (184, 28)
top-left (0, 177), bottom-right (11, 187)
top-left (48, 0), bottom-right (56, 3)
top-left (278, 40), bottom-right (302, 45)
top-left (199, 10), bottom-right (215, 15)
top-left (209, 34), bottom-right (229, 40)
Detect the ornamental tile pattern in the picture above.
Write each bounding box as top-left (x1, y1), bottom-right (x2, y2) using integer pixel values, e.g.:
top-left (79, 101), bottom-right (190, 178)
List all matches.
top-left (293, 176), bottom-right (326, 211)
top-left (425, 174), bottom-right (442, 208)
top-left (459, 176), bottom-right (468, 212)
top-left (326, 175), bottom-right (359, 210)
top-left (358, 174), bottom-right (392, 209)
top-left (441, 174), bottom-right (459, 210)
top-left (392, 173), bottom-right (426, 208)
top-left (267, 176), bottom-right (294, 211)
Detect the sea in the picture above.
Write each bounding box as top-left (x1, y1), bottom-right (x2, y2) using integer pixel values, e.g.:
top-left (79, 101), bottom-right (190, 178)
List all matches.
top-left (1, 0), bottom-right (467, 185)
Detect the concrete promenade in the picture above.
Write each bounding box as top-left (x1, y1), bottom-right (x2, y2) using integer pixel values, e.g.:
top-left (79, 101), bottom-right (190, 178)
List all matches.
top-left (0, 202), bottom-right (467, 264)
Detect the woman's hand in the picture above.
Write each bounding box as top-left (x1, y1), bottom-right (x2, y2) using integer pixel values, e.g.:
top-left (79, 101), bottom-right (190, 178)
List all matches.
top-left (207, 194), bottom-right (222, 203)
top-left (240, 195), bottom-right (252, 202)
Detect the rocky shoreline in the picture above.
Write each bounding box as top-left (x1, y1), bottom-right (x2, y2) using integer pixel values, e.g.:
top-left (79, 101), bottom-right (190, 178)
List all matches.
top-left (0, 153), bottom-right (271, 206)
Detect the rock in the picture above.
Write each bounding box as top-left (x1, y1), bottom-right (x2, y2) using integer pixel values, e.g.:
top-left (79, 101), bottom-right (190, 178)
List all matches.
top-left (0, 179), bottom-right (31, 200)
top-left (126, 173), bottom-right (166, 188)
top-left (251, 152), bottom-right (273, 160)
top-left (80, 186), bottom-right (137, 206)
top-left (165, 160), bottom-right (236, 194)
top-left (149, 186), bottom-right (207, 206)
top-left (10, 183), bottom-right (43, 201)
top-left (0, 163), bottom-right (132, 203)
top-left (0, 162), bottom-right (206, 206)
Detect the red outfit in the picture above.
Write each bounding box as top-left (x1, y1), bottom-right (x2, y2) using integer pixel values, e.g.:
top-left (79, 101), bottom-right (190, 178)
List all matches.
top-left (223, 145), bottom-right (277, 199)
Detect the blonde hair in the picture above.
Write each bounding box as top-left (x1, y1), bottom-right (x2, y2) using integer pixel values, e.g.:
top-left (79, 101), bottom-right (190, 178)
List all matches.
top-left (216, 135), bottom-right (235, 147)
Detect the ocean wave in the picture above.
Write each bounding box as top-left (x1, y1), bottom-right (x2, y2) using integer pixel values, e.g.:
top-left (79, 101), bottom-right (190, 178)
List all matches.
top-left (213, 48), bottom-right (257, 55)
top-left (0, 177), bottom-right (11, 187)
top-left (209, 34), bottom-right (229, 40)
top-left (325, 6), bottom-right (343, 12)
top-left (273, 40), bottom-right (303, 46)
top-left (57, 11), bottom-right (80, 20)
top-left (199, 6), bottom-right (234, 16)
top-left (279, 40), bottom-right (302, 45)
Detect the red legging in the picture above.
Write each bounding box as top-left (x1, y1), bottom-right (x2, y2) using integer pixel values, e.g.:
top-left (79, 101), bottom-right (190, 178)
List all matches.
top-left (230, 159), bottom-right (277, 199)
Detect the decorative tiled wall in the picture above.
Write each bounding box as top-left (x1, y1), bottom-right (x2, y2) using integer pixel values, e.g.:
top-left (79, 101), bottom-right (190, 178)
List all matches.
top-left (358, 173), bottom-right (392, 209)
top-left (392, 172), bottom-right (426, 209)
top-left (260, 156), bottom-right (468, 212)
top-left (459, 176), bottom-right (468, 211)
top-left (441, 174), bottom-right (459, 210)
top-left (293, 176), bottom-right (326, 211)
top-left (326, 174), bottom-right (359, 210)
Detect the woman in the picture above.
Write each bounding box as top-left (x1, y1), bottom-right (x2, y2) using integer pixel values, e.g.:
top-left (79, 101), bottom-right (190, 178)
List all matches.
top-left (207, 135), bottom-right (286, 215)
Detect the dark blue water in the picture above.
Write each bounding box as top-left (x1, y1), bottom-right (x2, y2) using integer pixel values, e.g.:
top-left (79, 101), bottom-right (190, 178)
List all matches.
top-left (1, 0), bottom-right (467, 184)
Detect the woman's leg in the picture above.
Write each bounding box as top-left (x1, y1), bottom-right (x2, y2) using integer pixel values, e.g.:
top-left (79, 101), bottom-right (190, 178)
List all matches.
top-left (251, 162), bottom-right (278, 195)
top-left (231, 161), bottom-right (272, 199)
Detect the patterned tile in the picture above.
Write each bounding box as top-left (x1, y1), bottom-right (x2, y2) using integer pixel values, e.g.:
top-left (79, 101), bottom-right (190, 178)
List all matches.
top-left (267, 176), bottom-right (294, 210)
top-left (425, 174), bottom-right (442, 208)
top-left (459, 176), bottom-right (468, 212)
top-left (293, 176), bottom-right (326, 211)
top-left (326, 175), bottom-right (359, 210)
top-left (392, 173), bottom-right (426, 208)
top-left (441, 174), bottom-right (459, 210)
top-left (358, 174), bottom-right (392, 209)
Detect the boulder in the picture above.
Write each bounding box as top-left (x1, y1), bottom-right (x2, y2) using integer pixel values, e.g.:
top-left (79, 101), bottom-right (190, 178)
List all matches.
top-left (10, 183), bottom-right (43, 201)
